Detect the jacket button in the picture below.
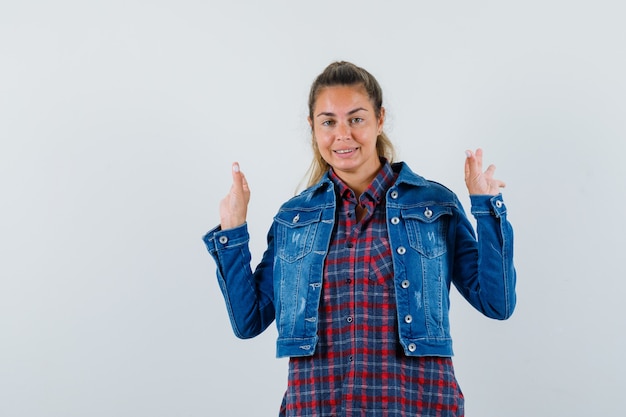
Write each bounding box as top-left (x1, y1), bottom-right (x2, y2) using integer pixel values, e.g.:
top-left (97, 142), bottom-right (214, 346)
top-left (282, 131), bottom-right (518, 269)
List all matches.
top-left (424, 208), bottom-right (433, 218)
top-left (218, 236), bottom-right (228, 244)
top-left (390, 190), bottom-right (398, 199)
top-left (401, 280), bottom-right (410, 289)
top-left (404, 314), bottom-right (413, 323)
top-left (292, 213), bottom-right (300, 223)
top-left (396, 246), bottom-right (406, 255)
top-left (391, 217), bottom-right (400, 225)
top-left (408, 343), bottom-right (417, 352)
top-left (495, 200), bottom-right (503, 208)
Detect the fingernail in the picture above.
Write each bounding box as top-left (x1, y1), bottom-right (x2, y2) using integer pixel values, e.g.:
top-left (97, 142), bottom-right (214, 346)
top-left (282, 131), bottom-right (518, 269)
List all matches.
top-left (465, 150), bottom-right (472, 158)
top-left (233, 163), bottom-right (240, 173)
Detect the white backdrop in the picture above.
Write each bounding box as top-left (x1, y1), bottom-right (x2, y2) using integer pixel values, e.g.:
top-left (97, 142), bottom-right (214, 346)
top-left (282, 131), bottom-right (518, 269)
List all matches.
top-left (2, 1), bottom-right (625, 416)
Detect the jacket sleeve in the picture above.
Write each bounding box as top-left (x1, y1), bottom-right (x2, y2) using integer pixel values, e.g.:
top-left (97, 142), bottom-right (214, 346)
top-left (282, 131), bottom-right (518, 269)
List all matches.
top-left (451, 194), bottom-right (517, 319)
top-left (202, 223), bottom-right (276, 338)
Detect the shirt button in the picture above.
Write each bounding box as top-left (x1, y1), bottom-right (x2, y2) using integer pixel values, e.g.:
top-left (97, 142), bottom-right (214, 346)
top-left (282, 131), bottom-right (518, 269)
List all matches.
top-left (218, 236), bottom-right (228, 244)
top-left (401, 280), bottom-right (410, 289)
top-left (404, 314), bottom-right (413, 323)
top-left (346, 278), bottom-right (352, 284)
top-left (347, 242), bottom-right (354, 249)
top-left (408, 343), bottom-right (417, 352)
top-left (347, 316), bottom-right (353, 323)
top-left (424, 208), bottom-right (433, 218)
top-left (396, 246), bottom-right (406, 255)
top-left (391, 217), bottom-right (400, 225)
top-left (390, 190), bottom-right (398, 199)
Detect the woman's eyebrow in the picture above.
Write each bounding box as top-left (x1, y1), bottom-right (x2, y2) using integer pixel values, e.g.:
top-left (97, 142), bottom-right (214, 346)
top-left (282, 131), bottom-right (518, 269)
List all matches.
top-left (315, 107), bottom-right (369, 118)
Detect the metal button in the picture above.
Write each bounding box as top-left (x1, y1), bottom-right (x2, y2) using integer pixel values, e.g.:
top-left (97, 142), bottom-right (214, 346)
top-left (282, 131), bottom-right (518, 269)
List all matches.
top-left (424, 208), bottom-right (433, 218)
top-left (408, 343), bottom-right (417, 352)
top-left (347, 316), bottom-right (353, 323)
top-left (292, 213), bottom-right (300, 223)
top-left (495, 200), bottom-right (503, 208)
top-left (390, 190), bottom-right (398, 199)
top-left (401, 280), bottom-right (410, 289)
top-left (404, 314), bottom-right (413, 323)
top-left (391, 217), bottom-right (400, 225)
top-left (397, 246), bottom-right (406, 255)
top-left (218, 236), bottom-right (228, 244)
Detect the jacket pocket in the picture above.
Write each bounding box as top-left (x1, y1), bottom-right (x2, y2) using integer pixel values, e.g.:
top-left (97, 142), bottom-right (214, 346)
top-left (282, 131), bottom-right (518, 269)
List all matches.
top-left (274, 208), bottom-right (322, 262)
top-left (402, 206), bottom-right (452, 259)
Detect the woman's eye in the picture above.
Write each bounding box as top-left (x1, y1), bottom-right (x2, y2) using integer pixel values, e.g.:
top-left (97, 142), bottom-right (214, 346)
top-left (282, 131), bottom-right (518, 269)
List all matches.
top-left (351, 117), bottom-right (363, 124)
top-left (321, 120), bottom-right (335, 127)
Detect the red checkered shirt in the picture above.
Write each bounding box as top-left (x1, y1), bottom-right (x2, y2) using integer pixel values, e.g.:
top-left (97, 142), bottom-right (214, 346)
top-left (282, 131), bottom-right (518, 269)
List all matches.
top-left (279, 162), bottom-right (464, 416)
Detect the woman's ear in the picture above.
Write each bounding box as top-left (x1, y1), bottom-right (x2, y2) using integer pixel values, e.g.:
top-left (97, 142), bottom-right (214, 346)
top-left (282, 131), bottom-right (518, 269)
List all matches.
top-left (377, 107), bottom-right (386, 134)
top-left (307, 116), bottom-right (313, 130)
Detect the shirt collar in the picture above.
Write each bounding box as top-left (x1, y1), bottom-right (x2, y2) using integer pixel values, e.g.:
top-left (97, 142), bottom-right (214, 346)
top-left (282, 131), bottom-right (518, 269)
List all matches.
top-left (328, 158), bottom-right (397, 204)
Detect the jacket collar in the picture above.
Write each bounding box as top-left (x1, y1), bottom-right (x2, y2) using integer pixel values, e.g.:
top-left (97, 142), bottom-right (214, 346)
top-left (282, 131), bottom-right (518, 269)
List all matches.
top-left (306, 160), bottom-right (429, 197)
top-left (391, 162), bottom-right (429, 187)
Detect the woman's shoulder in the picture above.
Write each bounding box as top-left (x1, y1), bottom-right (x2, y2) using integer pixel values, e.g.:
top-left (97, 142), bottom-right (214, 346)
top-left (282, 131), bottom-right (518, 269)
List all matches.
top-left (277, 177), bottom-right (334, 212)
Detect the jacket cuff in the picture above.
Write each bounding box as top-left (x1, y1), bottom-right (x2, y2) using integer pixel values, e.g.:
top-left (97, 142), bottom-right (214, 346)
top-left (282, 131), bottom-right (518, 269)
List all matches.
top-left (203, 223), bottom-right (250, 254)
top-left (470, 194), bottom-right (507, 218)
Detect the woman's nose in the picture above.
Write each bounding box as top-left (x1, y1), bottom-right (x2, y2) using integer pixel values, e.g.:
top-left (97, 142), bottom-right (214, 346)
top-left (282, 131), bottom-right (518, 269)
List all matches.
top-left (335, 122), bottom-right (350, 139)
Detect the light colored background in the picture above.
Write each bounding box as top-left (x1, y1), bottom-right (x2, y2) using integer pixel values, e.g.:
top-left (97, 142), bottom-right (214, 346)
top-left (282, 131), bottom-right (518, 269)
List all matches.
top-left (1, 1), bottom-right (625, 416)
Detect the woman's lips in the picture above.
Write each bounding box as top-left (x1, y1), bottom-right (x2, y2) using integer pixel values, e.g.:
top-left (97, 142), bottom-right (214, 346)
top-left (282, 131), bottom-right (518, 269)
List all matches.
top-left (333, 147), bottom-right (359, 157)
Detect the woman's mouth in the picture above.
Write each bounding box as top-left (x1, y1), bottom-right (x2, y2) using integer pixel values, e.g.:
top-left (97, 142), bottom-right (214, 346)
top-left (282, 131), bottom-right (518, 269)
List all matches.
top-left (334, 147), bottom-right (358, 155)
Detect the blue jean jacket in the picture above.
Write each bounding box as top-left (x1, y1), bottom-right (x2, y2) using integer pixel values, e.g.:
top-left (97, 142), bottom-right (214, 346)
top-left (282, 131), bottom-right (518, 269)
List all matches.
top-left (203, 162), bottom-right (516, 358)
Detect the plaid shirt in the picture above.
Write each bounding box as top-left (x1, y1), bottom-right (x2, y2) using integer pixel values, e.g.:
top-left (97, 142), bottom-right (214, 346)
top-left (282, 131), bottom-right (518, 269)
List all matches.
top-left (279, 162), bottom-right (464, 417)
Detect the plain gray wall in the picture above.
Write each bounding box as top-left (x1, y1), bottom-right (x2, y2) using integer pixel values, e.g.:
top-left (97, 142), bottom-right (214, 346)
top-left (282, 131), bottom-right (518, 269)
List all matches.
top-left (1, 1), bottom-right (625, 416)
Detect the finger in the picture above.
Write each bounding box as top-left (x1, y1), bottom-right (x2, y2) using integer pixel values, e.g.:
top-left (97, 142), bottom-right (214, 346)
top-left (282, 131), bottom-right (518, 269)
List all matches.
top-left (464, 149), bottom-right (481, 180)
top-left (484, 163), bottom-right (497, 180)
top-left (475, 148), bottom-right (484, 171)
top-left (464, 150), bottom-right (475, 180)
top-left (230, 162), bottom-right (245, 193)
top-left (240, 171), bottom-right (250, 195)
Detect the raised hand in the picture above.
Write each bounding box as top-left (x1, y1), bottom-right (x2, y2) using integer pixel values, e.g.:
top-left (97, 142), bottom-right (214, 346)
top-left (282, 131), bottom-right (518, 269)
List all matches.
top-left (219, 162), bottom-right (251, 230)
top-left (464, 148), bottom-right (506, 196)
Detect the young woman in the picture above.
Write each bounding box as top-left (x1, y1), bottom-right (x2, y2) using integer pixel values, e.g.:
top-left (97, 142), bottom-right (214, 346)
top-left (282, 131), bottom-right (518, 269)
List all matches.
top-left (203, 61), bottom-right (516, 416)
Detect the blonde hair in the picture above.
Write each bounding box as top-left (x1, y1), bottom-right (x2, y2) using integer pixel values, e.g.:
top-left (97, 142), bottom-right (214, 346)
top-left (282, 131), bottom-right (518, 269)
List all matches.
top-left (304, 61), bottom-right (396, 188)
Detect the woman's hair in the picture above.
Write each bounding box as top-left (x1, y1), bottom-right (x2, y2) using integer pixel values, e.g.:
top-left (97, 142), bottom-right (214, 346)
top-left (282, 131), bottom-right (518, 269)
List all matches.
top-left (304, 61), bottom-right (396, 188)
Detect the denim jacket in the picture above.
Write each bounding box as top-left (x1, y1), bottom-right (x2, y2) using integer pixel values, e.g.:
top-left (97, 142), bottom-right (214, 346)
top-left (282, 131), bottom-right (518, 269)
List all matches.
top-left (203, 162), bottom-right (516, 358)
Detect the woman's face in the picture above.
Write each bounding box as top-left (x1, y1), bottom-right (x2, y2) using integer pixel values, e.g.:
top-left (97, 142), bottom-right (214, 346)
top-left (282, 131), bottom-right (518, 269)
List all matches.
top-left (309, 84), bottom-right (385, 182)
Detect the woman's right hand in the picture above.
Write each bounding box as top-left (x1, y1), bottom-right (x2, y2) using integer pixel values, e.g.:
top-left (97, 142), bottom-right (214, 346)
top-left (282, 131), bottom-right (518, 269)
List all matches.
top-left (219, 162), bottom-right (250, 230)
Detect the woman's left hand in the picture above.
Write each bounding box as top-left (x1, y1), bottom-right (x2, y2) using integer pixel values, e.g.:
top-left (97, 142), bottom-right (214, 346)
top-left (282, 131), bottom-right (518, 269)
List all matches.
top-left (464, 148), bottom-right (506, 196)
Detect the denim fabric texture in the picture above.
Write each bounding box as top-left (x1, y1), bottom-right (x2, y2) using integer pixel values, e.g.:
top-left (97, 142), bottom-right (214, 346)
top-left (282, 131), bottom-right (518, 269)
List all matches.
top-left (203, 162), bottom-right (516, 358)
